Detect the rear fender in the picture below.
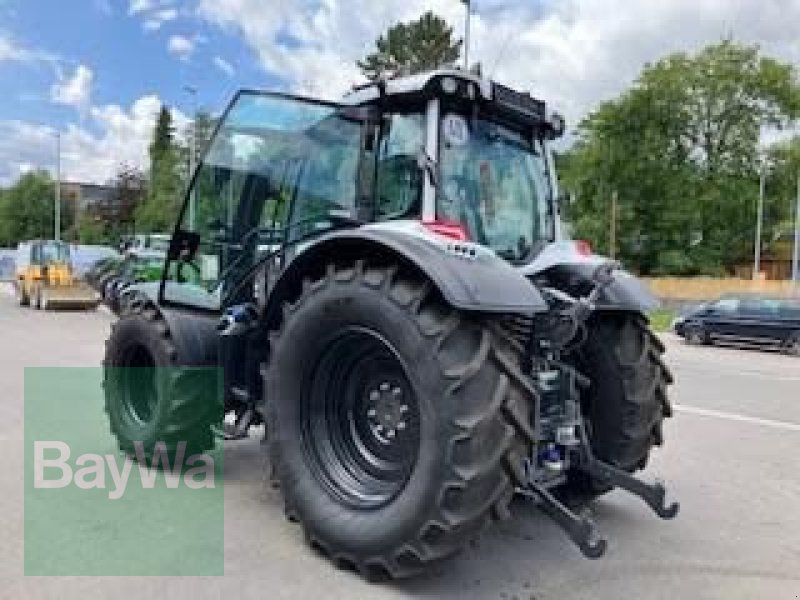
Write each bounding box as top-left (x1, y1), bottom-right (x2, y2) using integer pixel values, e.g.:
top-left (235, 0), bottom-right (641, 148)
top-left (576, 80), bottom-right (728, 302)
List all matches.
top-left (520, 241), bottom-right (659, 312)
top-left (263, 221), bottom-right (548, 327)
top-left (121, 281), bottom-right (218, 366)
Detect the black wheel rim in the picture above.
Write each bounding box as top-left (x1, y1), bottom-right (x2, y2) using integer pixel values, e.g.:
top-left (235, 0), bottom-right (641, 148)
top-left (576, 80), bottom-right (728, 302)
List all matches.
top-left (301, 327), bottom-right (421, 509)
top-left (120, 344), bottom-right (158, 424)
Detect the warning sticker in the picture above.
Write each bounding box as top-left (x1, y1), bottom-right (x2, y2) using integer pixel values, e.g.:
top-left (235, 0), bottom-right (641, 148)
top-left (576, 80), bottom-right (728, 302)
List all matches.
top-left (442, 114), bottom-right (469, 146)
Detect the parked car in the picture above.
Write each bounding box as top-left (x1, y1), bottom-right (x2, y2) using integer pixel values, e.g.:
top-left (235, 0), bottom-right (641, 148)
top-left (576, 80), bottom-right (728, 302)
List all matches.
top-left (674, 294), bottom-right (800, 354)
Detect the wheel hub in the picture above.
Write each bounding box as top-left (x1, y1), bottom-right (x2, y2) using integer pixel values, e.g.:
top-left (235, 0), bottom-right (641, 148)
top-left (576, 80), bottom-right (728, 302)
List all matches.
top-left (302, 327), bottom-right (421, 509)
top-left (365, 382), bottom-right (410, 444)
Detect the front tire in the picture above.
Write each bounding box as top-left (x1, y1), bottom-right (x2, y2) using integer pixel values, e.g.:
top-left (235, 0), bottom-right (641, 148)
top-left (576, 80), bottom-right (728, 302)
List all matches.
top-left (562, 313), bottom-right (673, 501)
top-left (785, 331), bottom-right (800, 356)
top-left (685, 324), bottom-right (707, 345)
top-left (103, 307), bottom-right (221, 460)
top-left (264, 263), bottom-right (538, 579)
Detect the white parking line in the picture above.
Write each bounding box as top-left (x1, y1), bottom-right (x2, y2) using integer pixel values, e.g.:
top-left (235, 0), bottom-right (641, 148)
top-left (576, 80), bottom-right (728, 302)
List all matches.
top-left (668, 360), bottom-right (800, 382)
top-left (674, 404), bottom-right (800, 432)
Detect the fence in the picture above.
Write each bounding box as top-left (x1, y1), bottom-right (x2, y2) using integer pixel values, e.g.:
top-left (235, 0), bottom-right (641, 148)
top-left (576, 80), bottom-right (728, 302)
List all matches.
top-left (0, 249), bottom-right (15, 281)
top-left (643, 277), bottom-right (800, 302)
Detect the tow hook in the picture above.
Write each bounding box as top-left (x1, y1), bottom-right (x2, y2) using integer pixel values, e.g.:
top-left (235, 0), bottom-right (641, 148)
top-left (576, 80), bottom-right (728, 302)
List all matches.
top-left (519, 423), bottom-right (679, 559)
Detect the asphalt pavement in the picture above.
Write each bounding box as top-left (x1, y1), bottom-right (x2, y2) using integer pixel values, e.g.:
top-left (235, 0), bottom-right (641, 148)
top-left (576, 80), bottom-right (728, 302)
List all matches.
top-left (1, 284), bottom-right (799, 599)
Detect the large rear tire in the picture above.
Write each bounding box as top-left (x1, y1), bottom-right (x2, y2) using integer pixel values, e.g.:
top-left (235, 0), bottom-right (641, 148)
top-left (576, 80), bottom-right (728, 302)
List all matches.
top-left (562, 313), bottom-right (673, 502)
top-left (103, 307), bottom-right (221, 460)
top-left (264, 262), bottom-right (538, 580)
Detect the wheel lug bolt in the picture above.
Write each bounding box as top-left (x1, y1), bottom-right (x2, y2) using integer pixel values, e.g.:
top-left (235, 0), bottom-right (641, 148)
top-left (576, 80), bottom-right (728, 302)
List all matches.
top-left (375, 424), bottom-right (384, 433)
top-left (369, 391), bottom-right (380, 402)
top-left (387, 429), bottom-right (396, 439)
top-left (380, 382), bottom-right (390, 392)
top-left (367, 408), bottom-right (377, 417)
top-left (392, 388), bottom-right (402, 397)
top-left (399, 404), bottom-right (409, 414)
top-left (397, 421), bottom-right (406, 430)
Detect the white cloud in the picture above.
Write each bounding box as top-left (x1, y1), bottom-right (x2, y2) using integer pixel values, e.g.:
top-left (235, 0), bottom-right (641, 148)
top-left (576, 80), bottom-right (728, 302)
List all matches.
top-left (196, 0), bottom-right (800, 124)
top-left (0, 34), bottom-right (27, 62)
top-left (143, 7), bottom-right (178, 31)
top-left (128, 0), bottom-right (153, 15)
top-left (50, 64), bottom-right (94, 114)
top-left (0, 33), bottom-right (55, 64)
top-left (0, 96), bottom-right (187, 186)
top-left (212, 55), bottom-right (235, 77)
top-left (168, 34), bottom-right (195, 61)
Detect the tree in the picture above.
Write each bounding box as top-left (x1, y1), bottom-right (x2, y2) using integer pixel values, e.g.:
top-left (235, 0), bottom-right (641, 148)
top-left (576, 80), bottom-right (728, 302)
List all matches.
top-left (358, 11), bottom-right (462, 81)
top-left (765, 137), bottom-right (800, 242)
top-left (136, 105), bottom-right (183, 232)
top-left (78, 164), bottom-right (147, 243)
top-left (560, 40), bottom-right (800, 275)
top-left (0, 171), bottom-right (74, 246)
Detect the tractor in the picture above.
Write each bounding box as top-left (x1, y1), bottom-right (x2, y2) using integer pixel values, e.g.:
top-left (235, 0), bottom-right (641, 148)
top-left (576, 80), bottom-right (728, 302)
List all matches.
top-left (103, 69), bottom-right (677, 579)
top-left (15, 239), bottom-right (99, 310)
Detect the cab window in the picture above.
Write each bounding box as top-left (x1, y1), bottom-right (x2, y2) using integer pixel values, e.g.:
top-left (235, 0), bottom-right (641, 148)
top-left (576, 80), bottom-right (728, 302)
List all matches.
top-left (163, 93), bottom-right (363, 311)
top-left (375, 113), bottom-right (424, 219)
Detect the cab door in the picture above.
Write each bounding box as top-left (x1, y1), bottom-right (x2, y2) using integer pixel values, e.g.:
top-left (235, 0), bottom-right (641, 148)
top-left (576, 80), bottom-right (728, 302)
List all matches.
top-left (160, 91), bottom-right (366, 313)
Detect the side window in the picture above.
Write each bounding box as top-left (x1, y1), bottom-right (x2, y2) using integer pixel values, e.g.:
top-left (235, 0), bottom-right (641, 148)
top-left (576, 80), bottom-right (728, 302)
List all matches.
top-left (712, 298), bottom-right (739, 314)
top-left (375, 114), bottom-right (424, 219)
top-left (780, 300), bottom-right (800, 319)
top-left (288, 117), bottom-right (362, 240)
top-left (163, 93), bottom-right (363, 311)
top-left (738, 299), bottom-right (761, 316)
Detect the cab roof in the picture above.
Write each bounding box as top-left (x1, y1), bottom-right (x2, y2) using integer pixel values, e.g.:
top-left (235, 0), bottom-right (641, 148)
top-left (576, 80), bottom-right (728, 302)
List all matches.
top-left (341, 68), bottom-right (558, 133)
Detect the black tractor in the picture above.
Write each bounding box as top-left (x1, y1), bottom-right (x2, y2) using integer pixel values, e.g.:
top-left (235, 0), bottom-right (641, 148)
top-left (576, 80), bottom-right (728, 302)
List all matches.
top-left (103, 70), bottom-right (677, 579)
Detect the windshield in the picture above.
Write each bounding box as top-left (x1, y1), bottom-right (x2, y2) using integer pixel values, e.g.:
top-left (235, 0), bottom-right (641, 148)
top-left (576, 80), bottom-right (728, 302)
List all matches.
top-left (437, 112), bottom-right (552, 261)
top-left (39, 241), bottom-right (70, 264)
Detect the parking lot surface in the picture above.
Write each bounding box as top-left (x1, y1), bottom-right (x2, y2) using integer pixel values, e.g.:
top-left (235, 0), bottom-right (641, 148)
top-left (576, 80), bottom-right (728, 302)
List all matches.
top-left (1, 286), bottom-right (799, 599)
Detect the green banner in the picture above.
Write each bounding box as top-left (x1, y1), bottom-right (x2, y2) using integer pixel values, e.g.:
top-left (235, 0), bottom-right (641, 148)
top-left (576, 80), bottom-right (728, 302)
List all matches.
top-left (24, 367), bottom-right (224, 575)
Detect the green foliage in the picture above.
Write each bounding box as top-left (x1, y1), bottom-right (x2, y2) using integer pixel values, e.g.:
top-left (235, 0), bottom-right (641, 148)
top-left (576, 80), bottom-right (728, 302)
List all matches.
top-left (560, 40), bottom-right (800, 276)
top-left (75, 213), bottom-right (107, 244)
top-left (358, 11), bottom-right (462, 81)
top-left (0, 171), bottom-right (74, 245)
top-left (647, 308), bottom-right (677, 333)
top-left (136, 105), bottom-right (183, 232)
top-left (765, 137), bottom-right (800, 239)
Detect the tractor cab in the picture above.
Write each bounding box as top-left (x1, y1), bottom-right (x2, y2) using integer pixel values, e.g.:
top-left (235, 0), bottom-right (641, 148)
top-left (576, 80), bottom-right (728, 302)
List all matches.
top-left (158, 70), bottom-right (565, 313)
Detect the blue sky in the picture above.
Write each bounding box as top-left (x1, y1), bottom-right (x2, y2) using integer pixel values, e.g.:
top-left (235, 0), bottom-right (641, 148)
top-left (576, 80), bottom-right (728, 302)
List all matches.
top-left (0, 0), bottom-right (798, 185)
top-left (0, 0), bottom-right (275, 134)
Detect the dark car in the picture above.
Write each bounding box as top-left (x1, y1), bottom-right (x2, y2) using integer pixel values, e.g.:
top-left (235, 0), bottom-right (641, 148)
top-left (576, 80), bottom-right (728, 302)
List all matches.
top-left (674, 294), bottom-right (800, 355)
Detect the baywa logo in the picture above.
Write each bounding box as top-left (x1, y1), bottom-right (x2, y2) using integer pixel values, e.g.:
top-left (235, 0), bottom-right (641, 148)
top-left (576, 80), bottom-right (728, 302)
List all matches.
top-left (33, 441), bottom-right (216, 500)
top-left (25, 367), bottom-right (224, 576)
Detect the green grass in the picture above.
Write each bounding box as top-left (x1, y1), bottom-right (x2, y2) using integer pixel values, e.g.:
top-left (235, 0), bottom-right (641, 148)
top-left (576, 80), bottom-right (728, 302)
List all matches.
top-left (647, 308), bottom-right (677, 333)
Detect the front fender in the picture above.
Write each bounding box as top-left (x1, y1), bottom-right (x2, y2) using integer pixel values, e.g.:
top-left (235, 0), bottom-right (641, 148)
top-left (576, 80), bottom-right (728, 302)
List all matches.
top-left (267, 223), bottom-right (548, 317)
top-left (118, 281), bottom-right (219, 365)
top-left (521, 241), bottom-right (659, 312)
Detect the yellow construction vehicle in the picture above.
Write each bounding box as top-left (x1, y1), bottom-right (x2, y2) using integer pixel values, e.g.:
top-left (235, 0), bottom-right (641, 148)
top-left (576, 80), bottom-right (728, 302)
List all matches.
top-left (15, 240), bottom-right (99, 310)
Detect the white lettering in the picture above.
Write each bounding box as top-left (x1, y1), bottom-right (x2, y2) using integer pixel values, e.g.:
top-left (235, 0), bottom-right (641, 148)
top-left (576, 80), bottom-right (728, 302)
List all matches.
top-left (33, 441), bottom-right (72, 489)
top-left (135, 441), bottom-right (186, 489)
top-left (183, 454), bottom-right (215, 489)
top-left (105, 454), bottom-right (134, 500)
top-left (74, 453), bottom-right (105, 490)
